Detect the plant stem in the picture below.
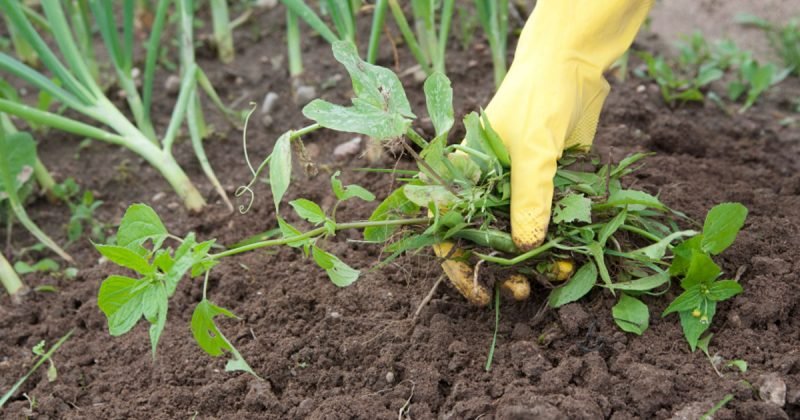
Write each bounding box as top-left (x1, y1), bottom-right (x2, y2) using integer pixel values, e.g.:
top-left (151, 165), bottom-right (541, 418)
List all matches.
top-left (0, 252), bottom-right (25, 299)
top-left (474, 238), bottom-right (563, 265)
top-left (366, 0), bottom-right (388, 64)
top-left (286, 8), bottom-right (303, 77)
top-left (209, 217), bottom-right (429, 259)
top-left (485, 285), bottom-right (500, 371)
top-left (210, 0), bottom-right (234, 63)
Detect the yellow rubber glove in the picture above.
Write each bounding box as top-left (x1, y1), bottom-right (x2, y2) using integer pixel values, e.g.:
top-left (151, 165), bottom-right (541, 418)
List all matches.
top-left (486, 0), bottom-right (654, 250)
top-left (436, 0), bottom-right (653, 305)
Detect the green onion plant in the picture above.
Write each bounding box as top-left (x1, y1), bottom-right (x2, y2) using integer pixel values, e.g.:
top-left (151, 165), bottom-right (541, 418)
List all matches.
top-left (210, 0), bottom-right (235, 63)
top-left (0, 0), bottom-right (238, 212)
top-left (388, 0), bottom-right (454, 75)
top-left (475, 0), bottom-right (509, 87)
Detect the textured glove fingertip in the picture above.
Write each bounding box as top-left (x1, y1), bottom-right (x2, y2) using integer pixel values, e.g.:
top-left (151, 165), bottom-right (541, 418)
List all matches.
top-left (511, 214), bottom-right (549, 251)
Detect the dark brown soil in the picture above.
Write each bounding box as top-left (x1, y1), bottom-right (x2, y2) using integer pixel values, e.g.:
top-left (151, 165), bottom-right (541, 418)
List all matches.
top-left (2, 6), bottom-right (800, 420)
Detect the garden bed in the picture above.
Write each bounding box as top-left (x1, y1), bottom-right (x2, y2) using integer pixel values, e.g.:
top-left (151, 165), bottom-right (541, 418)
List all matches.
top-left (2, 5), bottom-right (799, 419)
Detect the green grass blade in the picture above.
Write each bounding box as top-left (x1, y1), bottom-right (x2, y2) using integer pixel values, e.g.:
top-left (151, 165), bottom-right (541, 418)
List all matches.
top-left (143, 0), bottom-right (171, 125)
top-left (0, 53), bottom-right (85, 110)
top-left (123, 0), bottom-right (135, 71)
top-left (388, 0), bottom-right (432, 74)
top-left (0, 99), bottom-right (124, 145)
top-left (281, 0), bottom-right (339, 44)
top-left (286, 8), bottom-right (304, 77)
top-left (0, 0), bottom-right (94, 104)
top-left (88, 1), bottom-right (124, 70)
top-left (435, 0), bottom-right (454, 74)
top-left (162, 63), bottom-right (198, 151)
top-left (66, 0), bottom-right (100, 83)
top-left (187, 88), bottom-right (233, 212)
top-left (195, 68), bottom-right (246, 126)
top-left (40, 1), bottom-right (102, 99)
top-left (366, 0), bottom-right (388, 63)
top-left (210, 0), bottom-right (234, 63)
top-left (485, 286), bottom-right (500, 371)
top-left (326, 0), bottom-right (355, 43)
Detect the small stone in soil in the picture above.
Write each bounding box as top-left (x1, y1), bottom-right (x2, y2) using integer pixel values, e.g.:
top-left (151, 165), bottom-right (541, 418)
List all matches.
top-left (329, 311), bottom-right (341, 319)
top-left (759, 373), bottom-right (787, 407)
top-left (164, 75), bottom-right (181, 95)
top-left (385, 371), bottom-right (395, 384)
top-left (333, 137), bottom-right (363, 159)
top-left (261, 92), bottom-right (279, 115)
top-left (294, 85), bottom-right (317, 106)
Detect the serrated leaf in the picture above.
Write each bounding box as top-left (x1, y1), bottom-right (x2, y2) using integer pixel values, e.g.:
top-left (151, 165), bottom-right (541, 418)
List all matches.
top-left (364, 188), bottom-right (420, 243)
top-left (331, 171), bottom-right (375, 202)
top-left (0, 131), bottom-right (36, 196)
top-left (289, 199), bottom-right (326, 225)
top-left (269, 132), bottom-right (292, 211)
top-left (115, 204), bottom-right (167, 255)
top-left (612, 294), bottom-right (650, 335)
top-left (97, 274), bottom-right (168, 356)
top-left (548, 261), bottom-right (597, 307)
top-left (553, 194), bottom-right (592, 224)
top-left (701, 203), bottom-right (747, 255)
top-left (424, 72), bottom-right (454, 137)
top-left (95, 244), bottom-right (153, 275)
top-left (191, 299), bottom-right (258, 377)
top-left (311, 246), bottom-right (360, 287)
top-left (679, 301), bottom-right (716, 351)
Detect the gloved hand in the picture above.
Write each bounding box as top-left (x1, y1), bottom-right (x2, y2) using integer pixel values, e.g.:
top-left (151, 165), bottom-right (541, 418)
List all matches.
top-left (435, 0), bottom-right (654, 305)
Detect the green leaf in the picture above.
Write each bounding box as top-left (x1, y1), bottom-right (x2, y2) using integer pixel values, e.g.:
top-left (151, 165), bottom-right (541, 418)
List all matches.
top-left (364, 187), bottom-right (419, 243)
top-left (302, 41), bottom-right (414, 140)
top-left (605, 189), bottom-right (665, 211)
top-left (311, 246), bottom-right (360, 287)
top-left (680, 251), bottom-right (721, 289)
top-left (162, 234), bottom-right (213, 296)
top-left (115, 204), bottom-right (167, 255)
top-left (0, 131), bottom-right (36, 197)
top-left (95, 244), bottom-right (153, 275)
top-left (14, 258), bottom-right (59, 275)
top-left (679, 301), bottom-right (716, 351)
top-left (330, 171), bottom-right (375, 202)
top-left (612, 294), bottom-right (650, 335)
top-left (548, 261), bottom-right (597, 308)
top-left (598, 209), bottom-right (627, 247)
top-left (587, 242), bottom-right (613, 291)
top-left (97, 274), bottom-right (168, 356)
top-left (707, 280), bottom-right (743, 301)
top-left (403, 184), bottom-right (457, 208)
top-left (191, 299), bottom-right (258, 377)
top-left (277, 217), bottom-right (309, 248)
top-left (726, 359), bottom-right (748, 373)
top-left (553, 194), bottom-right (592, 224)
top-left (269, 132), bottom-right (292, 211)
top-left (605, 271), bottom-right (670, 292)
top-left (663, 286), bottom-right (703, 316)
top-left (696, 333), bottom-right (712, 356)
top-left (423, 72), bottom-right (454, 137)
top-left (669, 236), bottom-right (703, 276)
top-left (631, 230), bottom-right (698, 260)
top-left (480, 112), bottom-right (511, 168)
top-left (289, 199), bottom-right (326, 225)
top-left (701, 203), bottom-right (747, 255)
